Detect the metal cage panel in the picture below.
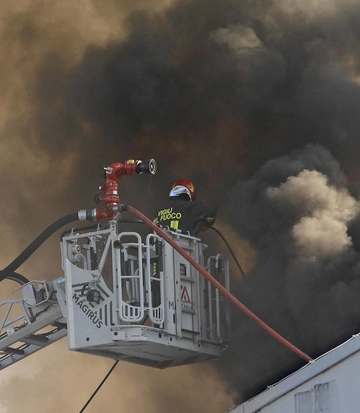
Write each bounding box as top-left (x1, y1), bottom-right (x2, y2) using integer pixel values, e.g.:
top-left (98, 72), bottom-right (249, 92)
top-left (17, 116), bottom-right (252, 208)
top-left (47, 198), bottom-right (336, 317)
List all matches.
top-left (61, 221), bottom-right (230, 368)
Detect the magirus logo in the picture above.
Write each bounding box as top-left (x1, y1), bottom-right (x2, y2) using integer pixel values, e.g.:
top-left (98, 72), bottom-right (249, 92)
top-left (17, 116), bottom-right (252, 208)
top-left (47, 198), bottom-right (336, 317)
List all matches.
top-left (72, 292), bottom-right (103, 329)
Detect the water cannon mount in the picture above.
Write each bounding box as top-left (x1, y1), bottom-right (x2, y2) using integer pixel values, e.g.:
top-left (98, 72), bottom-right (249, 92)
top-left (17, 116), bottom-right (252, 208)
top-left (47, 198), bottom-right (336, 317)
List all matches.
top-left (86, 159), bottom-right (157, 221)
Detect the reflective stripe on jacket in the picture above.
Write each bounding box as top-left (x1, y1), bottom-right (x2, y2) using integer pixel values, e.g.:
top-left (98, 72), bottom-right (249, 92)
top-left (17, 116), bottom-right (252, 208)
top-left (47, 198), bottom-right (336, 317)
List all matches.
top-left (154, 199), bottom-right (217, 236)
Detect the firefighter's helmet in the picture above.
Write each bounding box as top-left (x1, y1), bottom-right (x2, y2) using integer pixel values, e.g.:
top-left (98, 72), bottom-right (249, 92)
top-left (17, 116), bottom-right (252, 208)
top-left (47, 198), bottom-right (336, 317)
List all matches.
top-left (169, 179), bottom-right (196, 201)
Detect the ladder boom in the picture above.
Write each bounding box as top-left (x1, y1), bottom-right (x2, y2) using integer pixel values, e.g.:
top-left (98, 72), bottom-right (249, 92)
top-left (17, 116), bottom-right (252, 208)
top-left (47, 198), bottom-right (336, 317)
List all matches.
top-left (0, 278), bottom-right (67, 369)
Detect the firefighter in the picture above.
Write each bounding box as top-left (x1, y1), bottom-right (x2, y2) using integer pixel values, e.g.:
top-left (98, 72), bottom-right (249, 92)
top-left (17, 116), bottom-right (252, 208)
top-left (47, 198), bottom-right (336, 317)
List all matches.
top-left (154, 179), bottom-right (217, 236)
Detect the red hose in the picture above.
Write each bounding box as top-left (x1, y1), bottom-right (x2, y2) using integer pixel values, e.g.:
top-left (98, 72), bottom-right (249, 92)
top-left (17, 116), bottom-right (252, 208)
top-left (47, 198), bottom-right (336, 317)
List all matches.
top-left (126, 204), bottom-right (313, 363)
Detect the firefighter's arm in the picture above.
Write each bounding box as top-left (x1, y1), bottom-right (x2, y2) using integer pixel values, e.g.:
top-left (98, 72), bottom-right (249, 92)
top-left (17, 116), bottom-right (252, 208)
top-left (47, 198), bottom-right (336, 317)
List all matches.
top-left (194, 204), bottom-right (217, 233)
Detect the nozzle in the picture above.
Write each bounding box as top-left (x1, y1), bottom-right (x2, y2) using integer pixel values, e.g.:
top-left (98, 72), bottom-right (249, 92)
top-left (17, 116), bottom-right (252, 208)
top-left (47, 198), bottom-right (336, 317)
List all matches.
top-left (135, 159), bottom-right (157, 175)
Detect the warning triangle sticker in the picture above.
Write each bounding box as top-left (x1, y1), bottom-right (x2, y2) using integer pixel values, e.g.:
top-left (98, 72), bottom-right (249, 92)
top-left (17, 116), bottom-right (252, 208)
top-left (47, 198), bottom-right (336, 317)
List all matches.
top-left (180, 285), bottom-right (191, 303)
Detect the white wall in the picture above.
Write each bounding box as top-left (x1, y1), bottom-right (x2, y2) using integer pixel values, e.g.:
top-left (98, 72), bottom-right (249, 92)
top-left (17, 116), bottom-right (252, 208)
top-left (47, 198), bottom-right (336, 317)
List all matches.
top-left (230, 334), bottom-right (360, 413)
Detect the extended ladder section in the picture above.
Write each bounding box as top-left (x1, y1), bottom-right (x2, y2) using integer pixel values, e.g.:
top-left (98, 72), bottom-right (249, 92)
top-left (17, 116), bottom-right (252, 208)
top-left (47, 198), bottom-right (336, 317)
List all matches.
top-left (0, 278), bottom-right (67, 370)
top-left (62, 220), bottom-right (231, 368)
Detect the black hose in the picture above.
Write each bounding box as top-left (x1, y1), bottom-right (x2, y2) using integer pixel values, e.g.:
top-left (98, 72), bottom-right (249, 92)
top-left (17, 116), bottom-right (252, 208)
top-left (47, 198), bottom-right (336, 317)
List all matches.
top-left (79, 360), bottom-right (119, 413)
top-left (6, 272), bottom-right (29, 285)
top-left (0, 212), bottom-right (79, 283)
top-left (209, 226), bottom-right (247, 278)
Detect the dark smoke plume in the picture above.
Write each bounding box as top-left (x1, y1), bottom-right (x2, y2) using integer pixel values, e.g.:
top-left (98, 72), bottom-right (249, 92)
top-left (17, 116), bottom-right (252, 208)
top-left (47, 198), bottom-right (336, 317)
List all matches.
top-left (222, 144), bottom-right (360, 401)
top-left (2, 0), bottom-right (360, 411)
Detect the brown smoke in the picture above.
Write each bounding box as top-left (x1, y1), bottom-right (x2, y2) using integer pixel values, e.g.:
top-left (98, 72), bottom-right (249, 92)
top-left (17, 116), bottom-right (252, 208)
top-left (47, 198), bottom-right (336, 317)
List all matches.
top-left (0, 1), bottom-right (235, 412)
top-left (0, 342), bottom-right (235, 413)
top-left (2, 0), bottom-right (360, 411)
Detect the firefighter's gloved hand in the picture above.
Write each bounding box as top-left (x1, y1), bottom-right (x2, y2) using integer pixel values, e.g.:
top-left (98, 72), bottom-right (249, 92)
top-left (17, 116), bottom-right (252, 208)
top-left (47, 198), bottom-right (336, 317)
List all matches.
top-left (195, 217), bottom-right (214, 234)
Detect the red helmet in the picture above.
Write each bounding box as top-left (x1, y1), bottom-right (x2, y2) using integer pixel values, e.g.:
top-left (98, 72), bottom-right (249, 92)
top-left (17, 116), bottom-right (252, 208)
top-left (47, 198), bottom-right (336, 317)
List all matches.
top-left (169, 179), bottom-right (196, 201)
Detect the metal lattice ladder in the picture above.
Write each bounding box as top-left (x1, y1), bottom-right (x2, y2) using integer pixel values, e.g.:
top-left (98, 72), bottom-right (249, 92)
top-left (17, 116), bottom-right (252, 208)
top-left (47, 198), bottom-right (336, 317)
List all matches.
top-left (0, 279), bottom-right (67, 370)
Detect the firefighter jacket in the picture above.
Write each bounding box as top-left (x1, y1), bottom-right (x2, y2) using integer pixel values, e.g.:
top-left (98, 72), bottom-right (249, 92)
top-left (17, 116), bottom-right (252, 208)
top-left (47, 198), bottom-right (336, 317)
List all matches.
top-left (154, 198), bottom-right (217, 236)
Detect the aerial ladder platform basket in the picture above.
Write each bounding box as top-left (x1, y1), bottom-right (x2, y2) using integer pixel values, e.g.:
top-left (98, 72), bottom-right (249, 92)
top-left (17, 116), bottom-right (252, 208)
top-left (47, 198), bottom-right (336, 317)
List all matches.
top-left (62, 221), bottom-right (231, 368)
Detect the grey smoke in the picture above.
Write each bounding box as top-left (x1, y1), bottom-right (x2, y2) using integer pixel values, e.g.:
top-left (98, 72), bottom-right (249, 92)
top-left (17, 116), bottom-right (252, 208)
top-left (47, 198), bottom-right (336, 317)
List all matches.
top-left (268, 169), bottom-right (358, 259)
